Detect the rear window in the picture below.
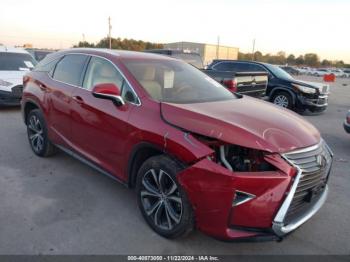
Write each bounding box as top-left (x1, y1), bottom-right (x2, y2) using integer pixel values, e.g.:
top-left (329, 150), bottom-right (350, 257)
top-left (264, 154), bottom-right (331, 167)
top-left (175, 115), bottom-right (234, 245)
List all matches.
top-left (0, 52), bottom-right (37, 71)
top-left (53, 54), bottom-right (88, 86)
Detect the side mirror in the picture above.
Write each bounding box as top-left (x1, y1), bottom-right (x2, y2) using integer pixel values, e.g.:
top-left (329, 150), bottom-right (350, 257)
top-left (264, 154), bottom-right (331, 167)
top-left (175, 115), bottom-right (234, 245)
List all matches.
top-left (92, 83), bottom-right (125, 106)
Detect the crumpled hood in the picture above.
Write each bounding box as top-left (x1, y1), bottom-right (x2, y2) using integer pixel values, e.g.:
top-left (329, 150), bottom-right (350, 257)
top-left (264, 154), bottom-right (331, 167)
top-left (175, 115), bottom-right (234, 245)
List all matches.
top-left (161, 97), bottom-right (320, 153)
top-left (288, 78), bottom-right (328, 90)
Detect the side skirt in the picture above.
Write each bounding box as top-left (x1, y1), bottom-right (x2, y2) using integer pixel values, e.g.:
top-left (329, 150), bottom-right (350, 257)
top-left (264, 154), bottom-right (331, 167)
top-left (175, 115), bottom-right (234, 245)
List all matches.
top-left (55, 144), bottom-right (128, 187)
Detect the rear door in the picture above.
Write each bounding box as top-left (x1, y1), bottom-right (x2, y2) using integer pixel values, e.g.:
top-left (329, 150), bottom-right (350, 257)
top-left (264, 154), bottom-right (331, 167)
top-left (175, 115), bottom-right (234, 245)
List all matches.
top-left (48, 54), bottom-right (89, 146)
top-left (70, 56), bottom-right (140, 178)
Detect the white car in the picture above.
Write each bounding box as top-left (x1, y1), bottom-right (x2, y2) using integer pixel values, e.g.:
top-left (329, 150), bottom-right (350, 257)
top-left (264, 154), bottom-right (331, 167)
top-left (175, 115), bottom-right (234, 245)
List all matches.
top-left (0, 46), bottom-right (37, 106)
top-left (329, 68), bottom-right (347, 78)
top-left (313, 68), bottom-right (330, 77)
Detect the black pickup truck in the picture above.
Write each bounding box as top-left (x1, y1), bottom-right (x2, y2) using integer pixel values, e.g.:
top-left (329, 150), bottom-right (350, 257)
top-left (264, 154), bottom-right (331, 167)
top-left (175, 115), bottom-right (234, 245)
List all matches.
top-left (145, 49), bottom-right (268, 98)
top-left (202, 69), bottom-right (268, 98)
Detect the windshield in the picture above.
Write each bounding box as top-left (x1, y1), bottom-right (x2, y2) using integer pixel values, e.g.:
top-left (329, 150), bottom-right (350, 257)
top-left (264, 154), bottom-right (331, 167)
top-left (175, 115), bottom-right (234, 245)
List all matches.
top-left (265, 63), bottom-right (293, 80)
top-left (171, 53), bottom-right (204, 69)
top-left (0, 52), bottom-right (37, 71)
top-left (124, 59), bottom-right (235, 104)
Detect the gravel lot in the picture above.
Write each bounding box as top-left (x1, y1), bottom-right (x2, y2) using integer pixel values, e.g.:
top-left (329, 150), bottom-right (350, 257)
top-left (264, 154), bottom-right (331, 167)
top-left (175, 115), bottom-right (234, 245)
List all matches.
top-left (0, 76), bottom-right (349, 255)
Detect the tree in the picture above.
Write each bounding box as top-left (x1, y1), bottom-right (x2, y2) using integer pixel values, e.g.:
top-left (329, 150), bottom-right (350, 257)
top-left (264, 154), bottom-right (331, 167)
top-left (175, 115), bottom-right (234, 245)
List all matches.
top-left (74, 41), bottom-right (95, 48)
top-left (286, 54), bottom-right (295, 65)
top-left (321, 59), bottom-right (331, 67)
top-left (295, 55), bottom-right (305, 65)
top-left (304, 53), bottom-right (319, 67)
top-left (253, 51), bottom-right (263, 61)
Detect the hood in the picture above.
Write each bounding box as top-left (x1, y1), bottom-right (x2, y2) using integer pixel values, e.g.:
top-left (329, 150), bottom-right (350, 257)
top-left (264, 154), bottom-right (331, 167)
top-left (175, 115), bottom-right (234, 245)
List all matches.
top-left (161, 97), bottom-right (320, 153)
top-left (0, 71), bottom-right (26, 92)
top-left (288, 78), bottom-right (328, 90)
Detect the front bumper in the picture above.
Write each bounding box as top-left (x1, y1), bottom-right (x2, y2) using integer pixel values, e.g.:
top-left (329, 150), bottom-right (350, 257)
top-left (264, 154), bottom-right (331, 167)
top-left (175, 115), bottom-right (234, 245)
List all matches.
top-left (177, 142), bottom-right (333, 241)
top-left (0, 86), bottom-right (23, 106)
top-left (298, 94), bottom-right (328, 111)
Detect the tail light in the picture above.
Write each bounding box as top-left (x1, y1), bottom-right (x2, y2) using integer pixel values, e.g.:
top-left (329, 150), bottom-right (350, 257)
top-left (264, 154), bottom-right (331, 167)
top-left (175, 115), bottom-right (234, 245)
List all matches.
top-left (346, 114), bottom-right (350, 124)
top-left (223, 79), bottom-right (238, 92)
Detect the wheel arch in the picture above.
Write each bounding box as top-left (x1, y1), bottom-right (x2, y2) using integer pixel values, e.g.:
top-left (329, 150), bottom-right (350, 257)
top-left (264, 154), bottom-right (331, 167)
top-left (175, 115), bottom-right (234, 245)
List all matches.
top-left (22, 99), bottom-right (42, 125)
top-left (127, 142), bottom-right (186, 188)
top-left (269, 87), bottom-right (296, 104)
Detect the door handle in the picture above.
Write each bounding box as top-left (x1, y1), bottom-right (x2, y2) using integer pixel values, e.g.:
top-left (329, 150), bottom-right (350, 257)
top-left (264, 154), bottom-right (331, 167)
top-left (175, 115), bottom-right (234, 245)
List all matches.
top-left (72, 95), bottom-right (84, 104)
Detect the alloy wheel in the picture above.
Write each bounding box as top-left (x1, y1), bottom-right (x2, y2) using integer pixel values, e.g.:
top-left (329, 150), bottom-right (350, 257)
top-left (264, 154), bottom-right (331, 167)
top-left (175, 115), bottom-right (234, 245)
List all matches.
top-left (140, 169), bottom-right (183, 231)
top-left (28, 115), bottom-right (44, 153)
top-left (273, 95), bottom-right (289, 108)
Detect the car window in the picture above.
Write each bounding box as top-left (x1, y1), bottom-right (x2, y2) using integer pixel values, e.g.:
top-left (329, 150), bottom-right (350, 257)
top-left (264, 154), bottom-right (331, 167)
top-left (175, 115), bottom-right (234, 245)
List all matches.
top-left (53, 54), bottom-right (88, 86)
top-left (34, 54), bottom-right (62, 74)
top-left (121, 81), bottom-right (138, 104)
top-left (83, 56), bottom-right (123, 90)
top-left (0, 52), bottom-right (37, 71)
top-left (248, 64), bottom-right (267, 72)
top-left (83, 56), bottom-right (138, 104)
top-left (213, 62), bottom-right (237, 71)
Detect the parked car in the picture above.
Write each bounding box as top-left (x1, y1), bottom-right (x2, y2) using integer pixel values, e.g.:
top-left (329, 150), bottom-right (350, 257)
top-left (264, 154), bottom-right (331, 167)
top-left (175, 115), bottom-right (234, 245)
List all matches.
top-left (342, 69), bottom-right (350, 77)
top-left (313, 68), bottom-right (330, 77)
top-left (328, 68), bottom-right (347, 78)
top-left (344, 110), bottom-right (350, 133)
top-left (21, 49), bottom-right (333, 241)
top-left (206, 60), bottom-right (330, 113)
top-left (280, 66), bottom-right (300, 75)
top-left (144, 49), bottom-right (204, 69)
top-left (0, 46), bottom-right (37, 106)
top-left (202, 66), bottom-right (268, 98)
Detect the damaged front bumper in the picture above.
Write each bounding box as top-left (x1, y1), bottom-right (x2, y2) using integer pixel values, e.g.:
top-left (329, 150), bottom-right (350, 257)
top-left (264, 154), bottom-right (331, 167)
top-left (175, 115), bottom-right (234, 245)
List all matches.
top-left (177, 141), bottom-right (333, 241)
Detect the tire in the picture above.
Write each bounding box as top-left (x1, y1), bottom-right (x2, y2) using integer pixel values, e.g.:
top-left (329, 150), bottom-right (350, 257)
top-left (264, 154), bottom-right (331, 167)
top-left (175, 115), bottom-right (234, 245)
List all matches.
top-left (26, 109), bottom-right (57, 157)
top-left (136, 155), bottom-right (194, 239)
top-left (271, 91), bottom-right (293, 110)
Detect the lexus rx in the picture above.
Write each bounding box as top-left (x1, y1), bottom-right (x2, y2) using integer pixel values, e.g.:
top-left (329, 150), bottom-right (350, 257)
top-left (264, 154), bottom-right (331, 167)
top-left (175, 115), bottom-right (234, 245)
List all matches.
top-left (21, 49), bottom-right (333, 241)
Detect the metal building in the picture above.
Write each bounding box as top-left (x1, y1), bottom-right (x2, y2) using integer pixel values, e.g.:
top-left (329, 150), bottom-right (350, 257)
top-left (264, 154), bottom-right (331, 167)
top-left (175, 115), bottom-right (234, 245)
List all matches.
top-left (164, 41), bottom-right (239, 66)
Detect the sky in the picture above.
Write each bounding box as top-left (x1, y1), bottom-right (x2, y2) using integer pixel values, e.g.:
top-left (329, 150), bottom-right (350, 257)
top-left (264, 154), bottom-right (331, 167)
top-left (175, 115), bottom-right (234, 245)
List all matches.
top-left (0, 0), bottom-right (349, 62)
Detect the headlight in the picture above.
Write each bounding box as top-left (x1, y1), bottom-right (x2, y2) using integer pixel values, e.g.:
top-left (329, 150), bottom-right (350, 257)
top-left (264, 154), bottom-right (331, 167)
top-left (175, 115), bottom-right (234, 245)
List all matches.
top-left (0, 79), bottom-right (13, 87)
top-left (292, 84), bottom-right (316, 94)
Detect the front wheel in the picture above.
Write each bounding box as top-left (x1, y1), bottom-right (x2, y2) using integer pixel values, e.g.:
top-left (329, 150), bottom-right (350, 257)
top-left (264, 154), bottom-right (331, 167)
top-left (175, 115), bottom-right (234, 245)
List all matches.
top-left (271, 91), bottom-right (293, 109)
top-left (136, 155), bottom-right (194, 239)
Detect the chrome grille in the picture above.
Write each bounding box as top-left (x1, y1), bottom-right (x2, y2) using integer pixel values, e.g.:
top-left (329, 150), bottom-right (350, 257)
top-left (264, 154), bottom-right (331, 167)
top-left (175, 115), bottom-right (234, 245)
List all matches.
top-left (283, 141), bottom-right (332, 220)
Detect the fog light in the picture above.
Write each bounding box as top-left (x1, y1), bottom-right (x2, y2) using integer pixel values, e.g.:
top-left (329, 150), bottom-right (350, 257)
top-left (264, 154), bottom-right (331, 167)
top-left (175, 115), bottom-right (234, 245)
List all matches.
top-left (232, 190), bottom-right (256, 206)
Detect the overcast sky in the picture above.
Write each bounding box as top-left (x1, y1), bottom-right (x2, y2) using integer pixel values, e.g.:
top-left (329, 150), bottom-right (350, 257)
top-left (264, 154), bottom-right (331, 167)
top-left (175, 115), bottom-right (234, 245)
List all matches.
top-left (1, 0), bottom-right (349, 62)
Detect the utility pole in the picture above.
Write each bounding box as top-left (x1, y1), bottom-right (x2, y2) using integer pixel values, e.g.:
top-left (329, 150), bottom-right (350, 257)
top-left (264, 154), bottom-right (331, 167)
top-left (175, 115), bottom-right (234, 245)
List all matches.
top-left (82, 33), bottom-right (85, 42)
top-left (252, 38), bottom-right (256, 61)
top-left (108, 16), bottom-right (112, 49)
top-left (216, 35), bottom-right (220, 59)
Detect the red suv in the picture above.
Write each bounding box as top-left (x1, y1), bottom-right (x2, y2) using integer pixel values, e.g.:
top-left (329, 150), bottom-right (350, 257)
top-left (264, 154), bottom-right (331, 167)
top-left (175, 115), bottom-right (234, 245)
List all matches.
top-left (21, 49), bottom-right (333, 241)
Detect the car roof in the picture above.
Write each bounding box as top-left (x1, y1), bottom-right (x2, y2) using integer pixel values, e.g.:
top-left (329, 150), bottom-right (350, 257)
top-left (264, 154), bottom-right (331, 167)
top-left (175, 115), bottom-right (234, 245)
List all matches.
top-left (0, 46), bottom-right (31, 54)
top-left (61, 48), bottom-right (174, 61)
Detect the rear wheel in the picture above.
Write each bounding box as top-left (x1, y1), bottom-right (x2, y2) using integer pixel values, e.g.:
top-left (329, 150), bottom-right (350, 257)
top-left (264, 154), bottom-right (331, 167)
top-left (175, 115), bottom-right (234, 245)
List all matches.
top-left (27, 109), bottom-right (57, 157)
top-left (271, 91), bottom-right (293, 109)
top-left (136, 155), bottom-right (194, 238)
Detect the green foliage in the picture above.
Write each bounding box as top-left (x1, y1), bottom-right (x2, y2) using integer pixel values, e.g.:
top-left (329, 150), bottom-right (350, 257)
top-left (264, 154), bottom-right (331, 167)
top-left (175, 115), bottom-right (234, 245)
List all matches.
top-left (74, 37), bottom-right (163, 51)
top-left (239, 50), bottom-right (347, 68)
